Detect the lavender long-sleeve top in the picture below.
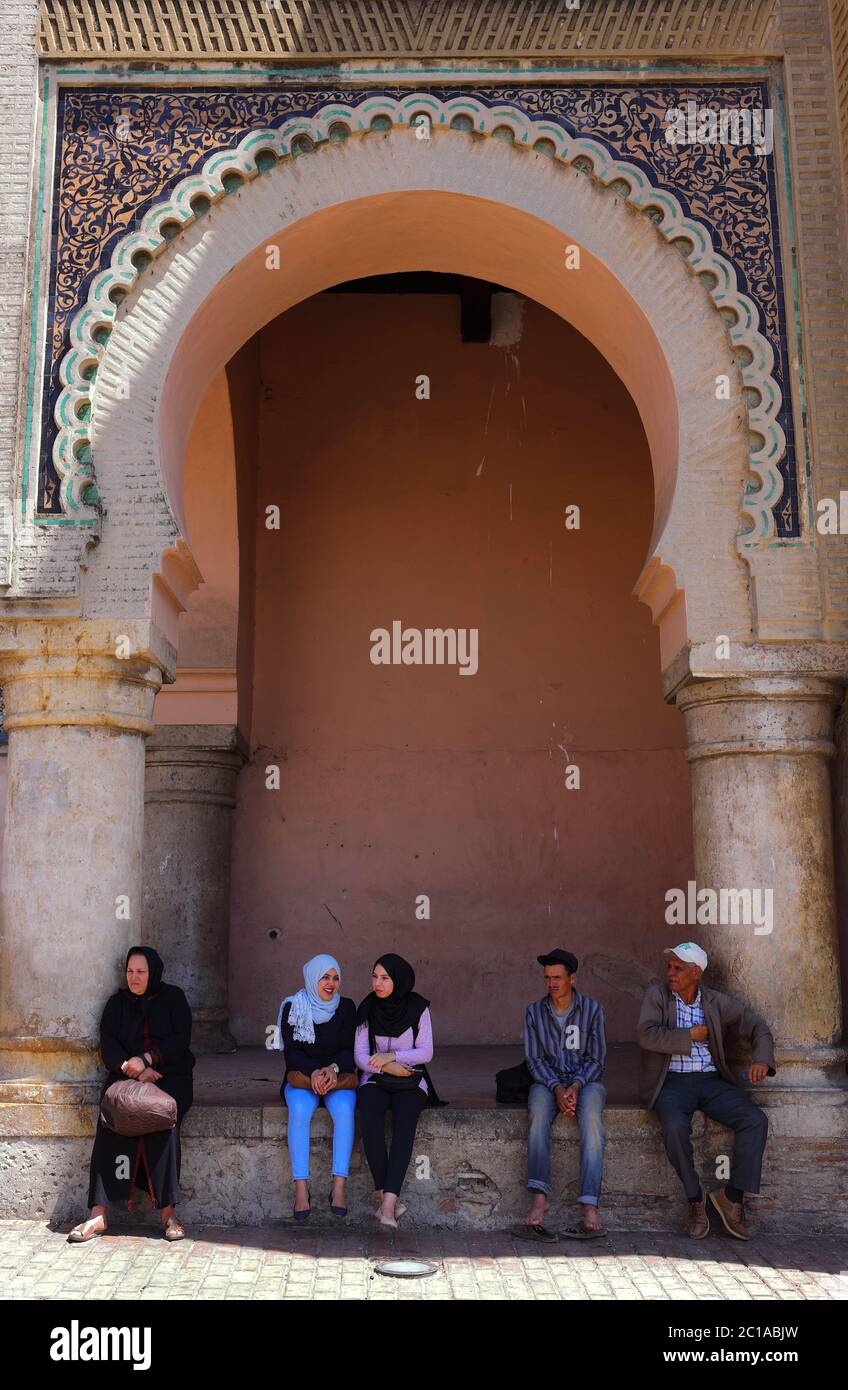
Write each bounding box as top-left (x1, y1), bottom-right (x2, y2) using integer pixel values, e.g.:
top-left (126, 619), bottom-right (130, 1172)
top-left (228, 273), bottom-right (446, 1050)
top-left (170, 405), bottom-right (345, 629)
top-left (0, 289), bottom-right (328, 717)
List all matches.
top-left (354, 1009), bottom-right (434, 1095)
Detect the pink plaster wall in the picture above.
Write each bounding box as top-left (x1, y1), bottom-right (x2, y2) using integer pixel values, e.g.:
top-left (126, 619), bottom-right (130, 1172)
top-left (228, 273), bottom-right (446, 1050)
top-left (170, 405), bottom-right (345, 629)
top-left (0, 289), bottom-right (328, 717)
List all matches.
top-left (226, 291), bottom-right (694, 1045)
top-left (157, 192), bottom-right (679, 607)
top-left (154, 369), bottom-right (239, 724)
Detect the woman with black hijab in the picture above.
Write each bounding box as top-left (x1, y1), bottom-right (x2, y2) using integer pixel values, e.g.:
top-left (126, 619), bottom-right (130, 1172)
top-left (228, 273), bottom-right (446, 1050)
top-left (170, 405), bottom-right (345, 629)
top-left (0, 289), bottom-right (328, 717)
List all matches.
top-left (67, 946), bottom-right (195, 1243)
top-left (354, 953), bottom-right (440, 1228)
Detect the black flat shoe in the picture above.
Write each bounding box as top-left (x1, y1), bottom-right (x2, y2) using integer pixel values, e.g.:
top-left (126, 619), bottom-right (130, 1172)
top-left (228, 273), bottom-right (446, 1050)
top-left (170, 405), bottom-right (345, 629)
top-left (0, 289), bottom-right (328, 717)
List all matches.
top-left (329, 1190), bottom-right (348, 1217)
top-left (293, 1187), bottom-right (311, 1221)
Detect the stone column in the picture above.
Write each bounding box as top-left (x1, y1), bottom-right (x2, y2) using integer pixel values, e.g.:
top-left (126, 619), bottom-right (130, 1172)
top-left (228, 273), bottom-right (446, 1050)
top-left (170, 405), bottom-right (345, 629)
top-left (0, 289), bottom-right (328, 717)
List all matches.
top-left (0, 620), bottom-right (172, 1085)
top-left (143, 725), bottom-right (244, 1053)
top-left (676, 675), bottom-right (845, 1085)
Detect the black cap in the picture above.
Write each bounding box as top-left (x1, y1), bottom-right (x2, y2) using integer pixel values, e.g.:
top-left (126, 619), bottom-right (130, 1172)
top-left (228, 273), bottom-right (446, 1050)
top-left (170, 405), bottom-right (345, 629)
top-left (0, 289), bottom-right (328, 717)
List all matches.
top-left (537, 949), bottom-right (578, 973)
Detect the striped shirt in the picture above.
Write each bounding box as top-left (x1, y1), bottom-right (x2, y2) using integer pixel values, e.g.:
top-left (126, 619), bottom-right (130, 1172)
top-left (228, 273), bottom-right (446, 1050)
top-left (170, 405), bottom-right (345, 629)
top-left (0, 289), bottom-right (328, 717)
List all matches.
top-left (668, 990), bottom-right (716, 1073)
top-left (524, 990), bottom-right (606, 1092)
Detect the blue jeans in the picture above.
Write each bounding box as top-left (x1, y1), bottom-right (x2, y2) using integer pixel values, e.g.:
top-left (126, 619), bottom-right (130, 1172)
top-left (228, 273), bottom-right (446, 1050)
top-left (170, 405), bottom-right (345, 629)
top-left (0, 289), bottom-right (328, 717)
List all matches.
top-left (527, 1081), bottom-right (606, 1205)
top-left (284, 1084), bottom-right (356, 1180)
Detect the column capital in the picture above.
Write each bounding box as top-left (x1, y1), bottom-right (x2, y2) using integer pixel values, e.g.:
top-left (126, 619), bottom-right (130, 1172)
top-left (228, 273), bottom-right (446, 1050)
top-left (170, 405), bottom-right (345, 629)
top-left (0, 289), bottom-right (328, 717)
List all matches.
top-left (662, 640), bottom-right (848, 702)
top-left (675, 674), bottom-right (841, 763)
top-left (146, 722), bottom-right (247, 756)
top-left (0, 618), bottom-right (177, 737)
top-left (145, 723), bottom-right (247, 809)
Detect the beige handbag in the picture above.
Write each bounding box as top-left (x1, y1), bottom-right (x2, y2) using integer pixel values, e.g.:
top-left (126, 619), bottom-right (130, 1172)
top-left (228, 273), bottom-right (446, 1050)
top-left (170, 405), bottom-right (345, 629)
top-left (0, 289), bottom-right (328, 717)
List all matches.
top-left (286, 1070), bottom-right (358, 1091)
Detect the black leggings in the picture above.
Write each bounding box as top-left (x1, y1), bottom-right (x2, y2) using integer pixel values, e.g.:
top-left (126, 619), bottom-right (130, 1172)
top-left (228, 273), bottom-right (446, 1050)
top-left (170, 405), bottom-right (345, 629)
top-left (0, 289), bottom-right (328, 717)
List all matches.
top-left (357, 1084), bottom-right (427, 1196)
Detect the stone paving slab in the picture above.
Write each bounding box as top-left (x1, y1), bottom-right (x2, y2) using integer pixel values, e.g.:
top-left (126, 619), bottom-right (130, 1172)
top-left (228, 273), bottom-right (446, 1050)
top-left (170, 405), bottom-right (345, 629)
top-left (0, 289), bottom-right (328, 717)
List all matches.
top-left (0, 1220), bottom-right (845, 1301)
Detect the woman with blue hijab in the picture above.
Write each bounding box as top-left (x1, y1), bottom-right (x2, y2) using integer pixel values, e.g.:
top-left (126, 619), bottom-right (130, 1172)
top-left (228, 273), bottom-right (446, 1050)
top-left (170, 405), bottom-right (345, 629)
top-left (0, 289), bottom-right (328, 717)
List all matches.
top-left (276, 954), bottom-right (356, 1220)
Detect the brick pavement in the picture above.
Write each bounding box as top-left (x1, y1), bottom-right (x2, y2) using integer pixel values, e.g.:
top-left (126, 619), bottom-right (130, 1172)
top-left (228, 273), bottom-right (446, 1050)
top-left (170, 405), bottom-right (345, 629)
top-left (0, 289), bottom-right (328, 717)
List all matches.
top-left (0, 1220), bottom-right (845, 1301)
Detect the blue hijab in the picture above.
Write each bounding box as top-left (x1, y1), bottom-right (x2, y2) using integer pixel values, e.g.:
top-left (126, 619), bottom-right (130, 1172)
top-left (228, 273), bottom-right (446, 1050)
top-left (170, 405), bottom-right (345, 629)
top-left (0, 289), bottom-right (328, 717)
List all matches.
top-left (276, 954), bottom-right (341, 1046)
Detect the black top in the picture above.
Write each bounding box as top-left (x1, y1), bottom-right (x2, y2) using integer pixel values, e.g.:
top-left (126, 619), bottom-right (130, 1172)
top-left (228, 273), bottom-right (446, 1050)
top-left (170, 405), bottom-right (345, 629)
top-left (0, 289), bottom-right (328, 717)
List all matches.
top-left (99, 983), bottom-right (195, 1080)
top-left (280, 996), bottom-right (356, 1078)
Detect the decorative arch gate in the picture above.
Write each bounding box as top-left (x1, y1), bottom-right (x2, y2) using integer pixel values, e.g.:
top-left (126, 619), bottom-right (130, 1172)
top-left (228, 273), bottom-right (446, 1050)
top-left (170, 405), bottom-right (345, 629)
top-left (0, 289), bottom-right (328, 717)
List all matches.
top-left (0, 82), bottom-right (844, 1182)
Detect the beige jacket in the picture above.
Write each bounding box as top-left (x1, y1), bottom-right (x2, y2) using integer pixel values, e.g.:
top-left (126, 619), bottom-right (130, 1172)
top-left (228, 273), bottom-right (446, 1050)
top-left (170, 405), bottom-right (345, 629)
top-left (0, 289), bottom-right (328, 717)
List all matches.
top-left (638, 981), bottom-right (776, 1109)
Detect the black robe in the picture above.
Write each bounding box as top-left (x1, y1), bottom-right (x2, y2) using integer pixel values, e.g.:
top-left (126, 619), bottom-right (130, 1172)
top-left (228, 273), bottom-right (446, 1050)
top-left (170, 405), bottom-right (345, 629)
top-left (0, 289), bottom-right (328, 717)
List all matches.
top-left (88, 983), bottom-right (194, 1211)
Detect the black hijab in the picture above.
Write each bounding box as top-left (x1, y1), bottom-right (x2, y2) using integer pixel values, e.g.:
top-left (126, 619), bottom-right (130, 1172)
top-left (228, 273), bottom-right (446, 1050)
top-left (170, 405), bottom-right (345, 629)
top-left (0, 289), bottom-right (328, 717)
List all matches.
top-left (122, 946), bottom-right (165, 1004)
top-left (356, 953), bottom-right (430, 1048)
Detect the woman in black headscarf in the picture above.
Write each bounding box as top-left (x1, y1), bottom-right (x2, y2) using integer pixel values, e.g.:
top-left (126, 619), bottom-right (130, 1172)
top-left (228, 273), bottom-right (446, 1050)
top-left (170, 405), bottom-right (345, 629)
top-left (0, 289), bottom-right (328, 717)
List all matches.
top-left (67, 946), bottom-right (195, 1243)
top-left (354, 953), bottom-right (440, 1228)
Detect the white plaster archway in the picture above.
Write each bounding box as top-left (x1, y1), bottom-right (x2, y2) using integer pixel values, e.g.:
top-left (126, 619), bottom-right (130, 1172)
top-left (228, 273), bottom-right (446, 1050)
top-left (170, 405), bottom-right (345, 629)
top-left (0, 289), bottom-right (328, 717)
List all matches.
top-left (82, 109), bottom-right (762, 665)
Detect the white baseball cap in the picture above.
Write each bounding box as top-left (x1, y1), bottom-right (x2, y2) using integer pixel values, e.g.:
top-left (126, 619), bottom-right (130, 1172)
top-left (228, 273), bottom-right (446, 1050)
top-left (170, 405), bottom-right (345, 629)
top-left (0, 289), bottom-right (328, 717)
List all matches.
top-left (664, 942), bottom-right (708, 971)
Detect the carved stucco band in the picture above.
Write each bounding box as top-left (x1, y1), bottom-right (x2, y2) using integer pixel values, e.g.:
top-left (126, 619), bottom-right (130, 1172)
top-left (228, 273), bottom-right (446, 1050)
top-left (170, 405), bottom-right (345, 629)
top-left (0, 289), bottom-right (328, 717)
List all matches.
top-left (53, 93), bottom-right (785, 550)
top-left (37, 0), bottom-right (783, 61)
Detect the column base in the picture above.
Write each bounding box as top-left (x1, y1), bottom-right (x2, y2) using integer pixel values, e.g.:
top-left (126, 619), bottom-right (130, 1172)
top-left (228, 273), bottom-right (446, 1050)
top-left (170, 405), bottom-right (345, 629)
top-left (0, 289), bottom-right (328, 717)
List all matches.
top-left (0, 1078), bottom-right (100, 1139)
top-left (0, 1035), bottom-right (102, 1084)
top-left (768, 1044), bottom-right (848, 1090)
top-left (191, 1011), bottom-right (238, 1055)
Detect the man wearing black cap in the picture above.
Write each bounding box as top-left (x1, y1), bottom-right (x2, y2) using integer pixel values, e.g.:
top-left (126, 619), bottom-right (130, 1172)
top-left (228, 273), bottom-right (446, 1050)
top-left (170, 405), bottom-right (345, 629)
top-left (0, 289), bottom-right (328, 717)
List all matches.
top-left (519, 949), bottom-right (607, 1241)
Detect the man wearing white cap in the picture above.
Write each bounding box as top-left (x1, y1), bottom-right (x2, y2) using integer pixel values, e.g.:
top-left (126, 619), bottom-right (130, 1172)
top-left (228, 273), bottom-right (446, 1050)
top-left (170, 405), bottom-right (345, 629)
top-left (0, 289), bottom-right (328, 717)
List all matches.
top-left (638, 942), bottom-right (775, 1240)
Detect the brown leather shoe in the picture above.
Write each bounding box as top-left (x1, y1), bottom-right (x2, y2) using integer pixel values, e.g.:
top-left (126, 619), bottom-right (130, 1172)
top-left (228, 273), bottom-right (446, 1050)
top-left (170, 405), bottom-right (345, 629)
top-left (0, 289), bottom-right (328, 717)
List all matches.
top-left (709, 1187), bottom-right (749, 1240)
top-left (686, 1194), bottom-right (710, 1239)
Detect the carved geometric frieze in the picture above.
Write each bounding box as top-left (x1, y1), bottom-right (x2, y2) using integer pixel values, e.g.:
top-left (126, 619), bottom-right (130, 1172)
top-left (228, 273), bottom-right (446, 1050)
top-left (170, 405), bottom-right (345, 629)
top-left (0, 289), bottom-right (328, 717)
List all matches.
top-left (37, 0), bottom-right (784, 61)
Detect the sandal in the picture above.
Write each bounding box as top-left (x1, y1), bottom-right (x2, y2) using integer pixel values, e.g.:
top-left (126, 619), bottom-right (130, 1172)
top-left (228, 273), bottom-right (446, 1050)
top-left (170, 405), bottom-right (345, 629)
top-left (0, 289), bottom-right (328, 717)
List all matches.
top-left (372, 1196), bottom-right (406, 1219)
top-left (67, 1216), bottom-right (107, 1244)
top-left (560, 1224), bottom-right (606, 1240)
top-left (163, 1217), bottom-right (185, 1242)
top-left (509, 1223), bottom-right (559, 1244)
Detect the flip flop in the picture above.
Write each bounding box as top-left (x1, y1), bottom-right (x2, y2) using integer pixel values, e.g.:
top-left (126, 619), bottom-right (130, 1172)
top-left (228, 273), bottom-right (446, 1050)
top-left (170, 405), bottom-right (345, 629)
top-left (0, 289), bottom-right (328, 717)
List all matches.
top-left (560, 1224), bottom-right (606, 1240)
top-left (509, 1223), bottom-right (559, 1243)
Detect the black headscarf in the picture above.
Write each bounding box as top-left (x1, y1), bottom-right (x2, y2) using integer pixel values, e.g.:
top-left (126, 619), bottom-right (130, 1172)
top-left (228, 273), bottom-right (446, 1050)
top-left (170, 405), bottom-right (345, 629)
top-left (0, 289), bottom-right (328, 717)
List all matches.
top-left (356, 953), bottom-right (430, 1050)
top-left (122, 946), bottom-right (165, 1004)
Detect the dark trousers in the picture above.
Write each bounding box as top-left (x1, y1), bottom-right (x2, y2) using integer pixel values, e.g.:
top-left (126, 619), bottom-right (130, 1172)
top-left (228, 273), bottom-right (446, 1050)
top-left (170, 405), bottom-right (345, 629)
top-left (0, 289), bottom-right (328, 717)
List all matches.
top-left (654, 1072), bottom-right (768, 1201)
top-left (357, 1083), bottom-right (427, 1196)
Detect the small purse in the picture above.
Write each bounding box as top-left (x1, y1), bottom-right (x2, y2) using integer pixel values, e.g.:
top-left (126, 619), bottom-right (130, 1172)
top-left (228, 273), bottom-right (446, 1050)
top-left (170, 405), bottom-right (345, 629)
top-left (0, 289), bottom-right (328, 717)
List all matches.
top-left (375, 1069), bottom-right (422, 1093)
top-left (369, 1014), bottom-right (429, 1094)
top-left (101, 1079), bottom-right (177, 1137)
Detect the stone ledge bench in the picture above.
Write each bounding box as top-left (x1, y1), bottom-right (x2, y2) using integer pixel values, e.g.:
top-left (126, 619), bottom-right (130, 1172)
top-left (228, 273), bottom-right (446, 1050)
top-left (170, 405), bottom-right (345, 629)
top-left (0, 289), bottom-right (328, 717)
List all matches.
top-left (1, 1084), bottom-right (845, 1232)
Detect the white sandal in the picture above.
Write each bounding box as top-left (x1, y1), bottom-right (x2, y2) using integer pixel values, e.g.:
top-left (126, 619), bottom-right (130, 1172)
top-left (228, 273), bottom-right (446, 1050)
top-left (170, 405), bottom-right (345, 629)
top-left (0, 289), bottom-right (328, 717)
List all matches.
top-left (67, 1216), bottom-right (107, 1244)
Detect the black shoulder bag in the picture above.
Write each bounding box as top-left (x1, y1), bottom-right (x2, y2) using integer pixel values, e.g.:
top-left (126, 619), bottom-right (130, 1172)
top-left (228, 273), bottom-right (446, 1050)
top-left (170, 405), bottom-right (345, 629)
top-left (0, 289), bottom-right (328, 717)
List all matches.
top-left (368, 1014), bottom-right (445, 1105)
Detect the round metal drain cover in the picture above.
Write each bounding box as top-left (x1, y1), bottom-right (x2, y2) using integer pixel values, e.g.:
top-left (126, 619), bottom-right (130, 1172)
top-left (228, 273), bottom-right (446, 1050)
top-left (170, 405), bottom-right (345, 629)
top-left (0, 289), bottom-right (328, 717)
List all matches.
top-left (373, 1258), bottom-right (439, 1279)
